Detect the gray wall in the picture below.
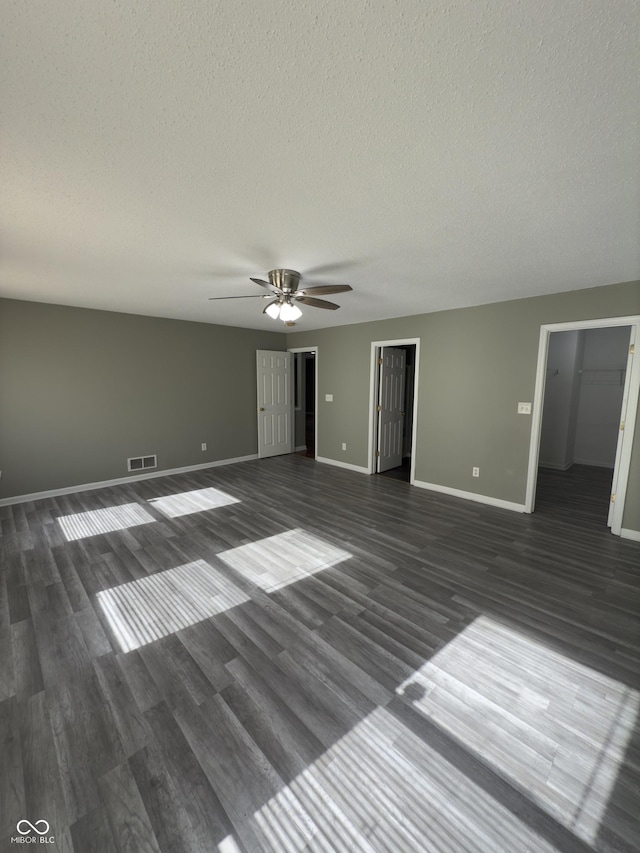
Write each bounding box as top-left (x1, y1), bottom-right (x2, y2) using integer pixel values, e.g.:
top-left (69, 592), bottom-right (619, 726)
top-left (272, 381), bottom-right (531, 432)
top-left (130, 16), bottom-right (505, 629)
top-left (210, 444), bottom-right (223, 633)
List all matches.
top-left (573, 326), bottom-right (631, 467)
top-left (288, 281), bottom-right (640, 532)
top-left (625, 399), bottom-right (640, 528)
top-left (2, 283), bottom-right (639, 533)
top-left (0, 299), bottom-right (285, 498)
top-left (539, 331), bottom-right (583, 470)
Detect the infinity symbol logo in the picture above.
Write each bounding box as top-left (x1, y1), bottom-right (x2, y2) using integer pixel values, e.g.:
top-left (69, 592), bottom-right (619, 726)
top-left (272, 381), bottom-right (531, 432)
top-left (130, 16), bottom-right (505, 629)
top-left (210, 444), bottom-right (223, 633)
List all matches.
top-left (17, 819), bottom-right (50, 836)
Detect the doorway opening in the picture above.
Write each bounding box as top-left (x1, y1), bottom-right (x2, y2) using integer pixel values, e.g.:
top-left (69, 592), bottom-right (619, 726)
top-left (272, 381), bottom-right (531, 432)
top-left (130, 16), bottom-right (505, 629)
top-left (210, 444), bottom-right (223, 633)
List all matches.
top-left (369, 340), bottom-right (420, 483)
top-left (289, 348), bottom-right (317, 460)
top-left (526, 317), bottom-right (639, 537)
top-left (536, 326), bottom-right (631, 528)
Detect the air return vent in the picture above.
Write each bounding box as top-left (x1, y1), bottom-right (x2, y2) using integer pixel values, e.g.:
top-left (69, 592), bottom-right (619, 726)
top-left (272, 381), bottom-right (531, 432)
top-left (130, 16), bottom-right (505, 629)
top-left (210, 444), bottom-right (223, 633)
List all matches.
top-left (127, 454), bottom-right (158, 472)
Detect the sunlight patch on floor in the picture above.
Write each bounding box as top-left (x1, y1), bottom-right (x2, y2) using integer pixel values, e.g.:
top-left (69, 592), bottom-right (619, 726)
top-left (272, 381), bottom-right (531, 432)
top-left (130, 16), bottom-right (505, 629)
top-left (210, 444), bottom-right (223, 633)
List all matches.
top-left (217, 836), bottom-right (244, 853)
top-left (248, 705), bottom-right (559, 853)
top-left (97, 560), bottom-right (249, 652)
top-left (57, 502), bottom-right (156, 541)
top-left (148, 486), bottom-right (240, 518)
top-left (395, 615), bottom-right (639, 845)
top-left (217, 528), bottom-right (351, 592)
top-left (97, 529), bottom-right (350, 652)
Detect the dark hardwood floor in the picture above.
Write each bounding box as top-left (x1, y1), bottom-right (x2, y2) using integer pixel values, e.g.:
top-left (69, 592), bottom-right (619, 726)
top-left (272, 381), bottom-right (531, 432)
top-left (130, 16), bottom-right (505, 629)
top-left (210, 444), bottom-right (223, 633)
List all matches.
top-left (535, 465), bottom-right (615, 529)
top-left (377, 457), bottom-right (412, 482)
top-left (1, 455), bottom-right (639, 852)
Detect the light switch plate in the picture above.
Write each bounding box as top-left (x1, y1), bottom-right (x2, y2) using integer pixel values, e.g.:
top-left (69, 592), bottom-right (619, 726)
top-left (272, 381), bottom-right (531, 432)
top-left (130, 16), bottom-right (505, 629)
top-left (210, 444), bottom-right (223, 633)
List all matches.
top-left (518, 402), bottom-right (532, 414)
top-left (325, 393), bottom-right (333, 402)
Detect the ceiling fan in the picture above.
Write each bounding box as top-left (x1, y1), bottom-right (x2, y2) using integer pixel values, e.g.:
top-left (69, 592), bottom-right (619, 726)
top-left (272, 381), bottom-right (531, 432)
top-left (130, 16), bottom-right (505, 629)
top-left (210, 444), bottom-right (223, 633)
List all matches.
top-left (209, 269), bottom-right (353, 324)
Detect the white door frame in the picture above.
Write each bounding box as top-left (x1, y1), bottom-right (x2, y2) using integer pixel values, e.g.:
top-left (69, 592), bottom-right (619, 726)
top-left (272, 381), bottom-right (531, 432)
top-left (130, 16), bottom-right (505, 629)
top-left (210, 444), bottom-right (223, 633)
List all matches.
top-left (378, 347), bottom-right (407, 473)
top-left (525, 315), bottom-right (640, 536)
top-left (368, 338), bottom-right (421, 482)
top-left (288, 346), bottom-right (319, 457)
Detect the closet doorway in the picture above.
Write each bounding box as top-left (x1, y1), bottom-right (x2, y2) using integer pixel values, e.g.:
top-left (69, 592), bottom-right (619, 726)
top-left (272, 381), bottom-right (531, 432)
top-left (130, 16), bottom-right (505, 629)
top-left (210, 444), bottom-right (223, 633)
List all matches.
top-left (526, 317), bottom-right (639, 536)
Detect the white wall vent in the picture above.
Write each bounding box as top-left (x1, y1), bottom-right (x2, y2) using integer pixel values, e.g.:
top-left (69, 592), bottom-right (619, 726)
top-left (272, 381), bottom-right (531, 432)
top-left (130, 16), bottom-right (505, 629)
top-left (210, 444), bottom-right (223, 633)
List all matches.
top-left (127, 454), bottom-right (158, 472)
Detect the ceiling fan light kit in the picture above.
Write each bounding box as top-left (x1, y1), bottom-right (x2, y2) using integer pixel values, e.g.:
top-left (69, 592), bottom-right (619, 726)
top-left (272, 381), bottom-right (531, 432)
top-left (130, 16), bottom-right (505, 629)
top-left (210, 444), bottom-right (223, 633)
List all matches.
top-left (280, 301), bottom-right (302, 322)
top-left (210, 268), bottom-right (353, 324)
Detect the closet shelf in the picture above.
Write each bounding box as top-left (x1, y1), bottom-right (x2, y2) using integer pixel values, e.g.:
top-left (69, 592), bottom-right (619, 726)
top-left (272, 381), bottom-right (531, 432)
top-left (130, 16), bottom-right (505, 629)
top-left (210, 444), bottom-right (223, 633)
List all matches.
top-left (579, 368), bottom-right (626, 386)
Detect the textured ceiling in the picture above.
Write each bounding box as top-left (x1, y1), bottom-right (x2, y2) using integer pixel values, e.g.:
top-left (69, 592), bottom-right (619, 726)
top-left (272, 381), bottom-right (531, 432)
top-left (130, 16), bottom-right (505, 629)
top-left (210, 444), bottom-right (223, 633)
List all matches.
top-left (1, 1), bottom-right (638, 331)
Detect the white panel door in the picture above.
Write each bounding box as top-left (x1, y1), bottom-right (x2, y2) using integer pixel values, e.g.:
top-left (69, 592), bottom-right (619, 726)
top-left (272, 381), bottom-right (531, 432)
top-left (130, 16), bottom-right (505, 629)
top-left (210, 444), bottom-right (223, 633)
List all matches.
top-left (608, 327), bottom-right (634, 527)
top-left (256, 350), bottom-right (293, 458)
top-left (378, 347), bottom-right (406, 472)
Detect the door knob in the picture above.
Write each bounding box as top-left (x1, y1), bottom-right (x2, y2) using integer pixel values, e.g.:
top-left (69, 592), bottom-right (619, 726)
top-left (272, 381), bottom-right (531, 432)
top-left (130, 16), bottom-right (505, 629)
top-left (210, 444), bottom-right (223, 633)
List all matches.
top-left (259, 407), bottom-right (265, 412)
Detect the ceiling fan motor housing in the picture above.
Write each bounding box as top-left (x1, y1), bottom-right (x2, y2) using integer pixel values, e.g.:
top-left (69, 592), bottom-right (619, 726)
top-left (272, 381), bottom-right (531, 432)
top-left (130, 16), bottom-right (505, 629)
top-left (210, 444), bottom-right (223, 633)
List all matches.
top-left (269, 269), bottom-right (301, 293)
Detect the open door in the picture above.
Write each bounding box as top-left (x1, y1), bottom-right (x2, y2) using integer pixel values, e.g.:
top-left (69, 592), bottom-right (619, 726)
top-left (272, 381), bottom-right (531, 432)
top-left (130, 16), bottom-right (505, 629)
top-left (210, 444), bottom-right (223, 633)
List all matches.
top-left (608, 328), bottom-right (636, 527)
top-left (378, 347), bottom-right (406, 472)
top-left (256, 350), bottom-right (293, 458)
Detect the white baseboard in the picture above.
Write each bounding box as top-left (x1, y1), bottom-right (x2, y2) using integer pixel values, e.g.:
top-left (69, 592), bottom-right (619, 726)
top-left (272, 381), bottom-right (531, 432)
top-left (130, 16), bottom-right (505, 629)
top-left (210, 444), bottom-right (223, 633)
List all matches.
top-left (620, 528), bottom-right (640, 542)
top-left (0, 454), bottom-right (259, 507)
top-left (413, 479), bottom-right (527, 513)
top-left (572, 458), bottom-right (615, 469)
top-left (294, 445), bottom-right (307, 452)
top-left (315, 455), bottom-right (370, 475)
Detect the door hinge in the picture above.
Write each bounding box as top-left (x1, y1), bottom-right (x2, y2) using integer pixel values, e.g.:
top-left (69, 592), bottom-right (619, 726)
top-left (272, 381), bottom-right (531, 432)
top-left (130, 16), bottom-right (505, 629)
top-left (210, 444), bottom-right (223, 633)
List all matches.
top-left (630, 344), bottom-right (635, 354)
top-left (611, 493), bottom-right (616, 503)
top-left (376, 404), bottom-right (382, 412)
top-left (378, 357), bottom-right (383, 365)
top-left (620, 421), bottom-right (625, 431)
top-left (376, 451), bottom-right (381, 457)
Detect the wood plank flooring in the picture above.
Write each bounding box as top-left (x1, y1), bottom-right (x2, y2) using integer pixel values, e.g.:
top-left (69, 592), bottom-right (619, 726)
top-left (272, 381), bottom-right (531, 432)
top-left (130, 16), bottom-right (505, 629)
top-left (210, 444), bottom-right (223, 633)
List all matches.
top-left (535, 465), bottom-right (615, 529)
top-left (1, 456), bottom-right (639, 852)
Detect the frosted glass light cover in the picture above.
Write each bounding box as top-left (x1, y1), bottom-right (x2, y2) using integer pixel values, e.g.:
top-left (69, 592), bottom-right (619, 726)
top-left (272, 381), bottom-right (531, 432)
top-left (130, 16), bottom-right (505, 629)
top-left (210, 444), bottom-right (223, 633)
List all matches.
top-left (280, 302), bottom-right (302, 321)
top-left (265, 302), bottom-right (281, 319)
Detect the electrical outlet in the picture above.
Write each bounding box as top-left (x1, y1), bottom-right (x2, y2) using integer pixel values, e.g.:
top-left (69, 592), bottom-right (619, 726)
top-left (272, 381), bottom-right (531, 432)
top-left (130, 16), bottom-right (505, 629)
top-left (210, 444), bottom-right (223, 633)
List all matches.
top-left (342, 443), bottom-right (347, 451)
top-left (517, 402), bottom-right (532, 415)
top-left (201, 442), bottom-right (207, 451)
top-left (472, 467), bottom-right (480, 477)
top-left (325, 393), bottom-right (333, 402)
